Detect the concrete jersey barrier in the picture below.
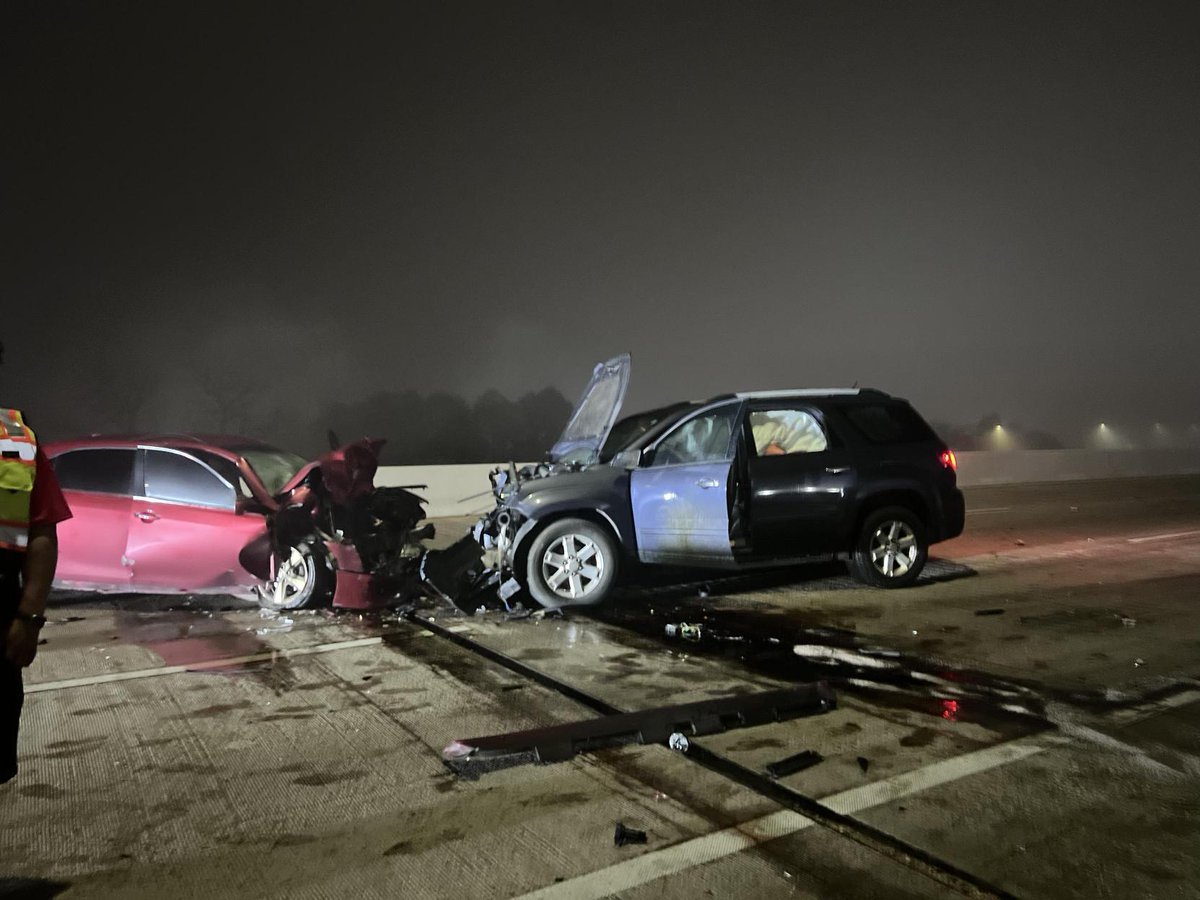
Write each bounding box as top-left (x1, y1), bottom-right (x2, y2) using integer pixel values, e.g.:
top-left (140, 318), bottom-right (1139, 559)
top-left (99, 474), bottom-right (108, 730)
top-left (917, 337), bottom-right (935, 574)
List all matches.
top-left (376, 450), bottom-right (1200, 519)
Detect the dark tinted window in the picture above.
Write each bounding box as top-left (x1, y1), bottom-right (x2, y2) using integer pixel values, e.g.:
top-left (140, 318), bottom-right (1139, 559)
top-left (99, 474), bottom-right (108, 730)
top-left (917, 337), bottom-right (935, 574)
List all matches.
top-left (651, 405), bottom-right (739, 465)
top-left (842, 404), bottom-right (936, 444)
top-left (142, 450), bottom-right (236, 509)
top-left (51, 449), bottom-right (136, 495)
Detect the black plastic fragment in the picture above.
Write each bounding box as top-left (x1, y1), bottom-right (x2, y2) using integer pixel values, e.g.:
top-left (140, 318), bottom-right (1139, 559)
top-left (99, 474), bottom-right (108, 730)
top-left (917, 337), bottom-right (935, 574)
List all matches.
top-left (857, 755), bottom-right (870, 773)
top-left (614, 823), bottom-right (648, 846)
top-left (765, 749), bottom-right (824, 779)
top-left (420, 534), bottom-right (487, 603)
top-left (974, 608), bottom-right (1006, 616)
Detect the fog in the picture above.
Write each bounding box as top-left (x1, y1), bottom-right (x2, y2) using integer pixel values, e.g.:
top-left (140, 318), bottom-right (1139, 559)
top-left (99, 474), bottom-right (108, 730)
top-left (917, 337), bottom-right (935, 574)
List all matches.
top-left (5, 2), bottom-right (1199, 456)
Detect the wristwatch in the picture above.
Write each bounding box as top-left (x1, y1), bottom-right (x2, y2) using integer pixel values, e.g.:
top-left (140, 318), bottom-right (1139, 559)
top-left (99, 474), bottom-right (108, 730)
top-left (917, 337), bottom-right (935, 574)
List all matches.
top-left (13, 611), bottom-right (47, 628)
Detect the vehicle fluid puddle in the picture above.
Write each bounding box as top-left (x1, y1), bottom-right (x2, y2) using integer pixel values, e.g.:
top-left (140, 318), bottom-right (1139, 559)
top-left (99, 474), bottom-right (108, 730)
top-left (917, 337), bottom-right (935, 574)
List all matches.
top-left (114, 608), bottom-right (267, 667)
top-left (566, 566), bottom-right (1194, 733)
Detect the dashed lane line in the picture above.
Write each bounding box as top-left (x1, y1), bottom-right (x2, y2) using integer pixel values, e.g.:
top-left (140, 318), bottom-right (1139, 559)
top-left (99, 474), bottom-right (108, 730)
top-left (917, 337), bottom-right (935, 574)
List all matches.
top-left (24, 636), bottom-right (384, 693)
top-left (1127, 529), bottom-right (1200, 544)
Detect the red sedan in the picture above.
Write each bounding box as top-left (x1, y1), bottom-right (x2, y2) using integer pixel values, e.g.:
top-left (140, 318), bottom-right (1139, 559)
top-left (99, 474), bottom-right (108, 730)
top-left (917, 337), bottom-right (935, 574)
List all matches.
top-left (45, 434), bottom-right (378, 608)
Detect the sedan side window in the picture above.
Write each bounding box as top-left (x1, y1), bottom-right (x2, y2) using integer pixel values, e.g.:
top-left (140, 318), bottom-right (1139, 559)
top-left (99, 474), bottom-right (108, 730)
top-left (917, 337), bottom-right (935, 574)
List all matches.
top-left (51, 449), bottom-right (136, 495)
top-left (750, 409), bottom-right (828, 456)
top-left (142, 450), bottom-right (236, 509)
top-left (651, 407), bottom-right (738, 466)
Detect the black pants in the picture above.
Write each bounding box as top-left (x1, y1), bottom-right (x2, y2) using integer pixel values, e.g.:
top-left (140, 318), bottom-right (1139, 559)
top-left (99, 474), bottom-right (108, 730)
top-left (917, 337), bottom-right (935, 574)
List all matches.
top-left (0, 649), bottom-right (19, 784)
top-left (1, 555), bottom-right (23, 783)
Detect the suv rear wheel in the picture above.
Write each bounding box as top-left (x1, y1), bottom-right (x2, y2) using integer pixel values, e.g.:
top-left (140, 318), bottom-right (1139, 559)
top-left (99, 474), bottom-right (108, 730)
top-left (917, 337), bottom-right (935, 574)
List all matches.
top-left (525, 518), bottom-right (618, 608)
top-left (850, 506), bottom-right (928, 588)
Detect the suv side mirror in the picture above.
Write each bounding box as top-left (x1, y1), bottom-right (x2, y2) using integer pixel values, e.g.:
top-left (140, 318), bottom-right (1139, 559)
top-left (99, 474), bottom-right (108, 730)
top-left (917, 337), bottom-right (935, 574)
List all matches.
top-left (610, 448), bottom-right (642, 469)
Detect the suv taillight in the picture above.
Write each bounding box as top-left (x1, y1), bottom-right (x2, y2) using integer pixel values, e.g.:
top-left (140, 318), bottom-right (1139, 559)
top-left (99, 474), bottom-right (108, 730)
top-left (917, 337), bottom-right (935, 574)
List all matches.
top-left (939, 449), bottom-right (957, 472)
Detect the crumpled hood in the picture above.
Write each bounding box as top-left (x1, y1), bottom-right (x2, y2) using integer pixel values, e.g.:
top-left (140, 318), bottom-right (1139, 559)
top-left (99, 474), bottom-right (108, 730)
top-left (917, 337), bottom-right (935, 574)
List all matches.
top-left (277, 437), bottom-right (385, 503)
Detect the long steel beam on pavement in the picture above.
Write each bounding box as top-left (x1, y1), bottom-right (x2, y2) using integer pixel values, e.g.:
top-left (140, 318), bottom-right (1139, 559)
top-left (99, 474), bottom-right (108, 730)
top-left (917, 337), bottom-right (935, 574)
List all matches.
top-left (401, 610), bottom-right (1018, 900)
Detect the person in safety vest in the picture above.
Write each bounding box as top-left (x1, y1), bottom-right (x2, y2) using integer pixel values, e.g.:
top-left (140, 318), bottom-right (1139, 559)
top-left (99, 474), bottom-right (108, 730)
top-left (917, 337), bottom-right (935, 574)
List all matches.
top-left (0, 341), bottom-right (72, 784)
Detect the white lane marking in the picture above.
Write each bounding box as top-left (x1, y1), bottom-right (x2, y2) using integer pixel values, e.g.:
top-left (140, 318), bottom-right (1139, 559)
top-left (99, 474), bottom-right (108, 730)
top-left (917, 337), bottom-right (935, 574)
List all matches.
top-left (793, 645), bottom-right (899, 670)
top-left (25, 636), bottom-right (384, 693)
top-left (1127, 530), bottom-right (1200, 544)
top-left (1109, 688), bottom-right (1200, 725)
top-left (966, 507), bottom-right (1010, 515)
top-left (516, 738), bottom-right (1049, 900)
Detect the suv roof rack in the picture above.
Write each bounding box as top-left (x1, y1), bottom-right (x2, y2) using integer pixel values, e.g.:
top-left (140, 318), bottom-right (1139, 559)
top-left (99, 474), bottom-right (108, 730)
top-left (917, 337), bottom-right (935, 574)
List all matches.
top-left (733, 388), bottom-right (890, 400)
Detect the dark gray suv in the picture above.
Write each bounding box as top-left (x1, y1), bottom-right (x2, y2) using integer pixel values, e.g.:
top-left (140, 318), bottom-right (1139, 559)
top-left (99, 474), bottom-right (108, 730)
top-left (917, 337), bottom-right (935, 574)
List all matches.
top-left (477, 355), bottom-right (965, 607)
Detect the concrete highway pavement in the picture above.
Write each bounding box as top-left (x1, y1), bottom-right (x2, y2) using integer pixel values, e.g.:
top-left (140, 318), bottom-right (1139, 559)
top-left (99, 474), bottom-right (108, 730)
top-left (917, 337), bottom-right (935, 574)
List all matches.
top-left (2, 476), bottom-right (1199, 899)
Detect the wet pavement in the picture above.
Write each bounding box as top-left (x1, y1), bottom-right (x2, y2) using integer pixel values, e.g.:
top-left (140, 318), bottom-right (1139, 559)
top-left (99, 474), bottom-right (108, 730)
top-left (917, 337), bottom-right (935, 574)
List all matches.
top-left (2, 475), bottom-right (1199, 899)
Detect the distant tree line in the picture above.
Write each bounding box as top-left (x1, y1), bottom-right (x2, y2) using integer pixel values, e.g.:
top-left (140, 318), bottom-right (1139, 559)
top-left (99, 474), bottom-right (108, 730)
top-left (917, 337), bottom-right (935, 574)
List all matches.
top-left (274, 387), bottom-right (573, 464)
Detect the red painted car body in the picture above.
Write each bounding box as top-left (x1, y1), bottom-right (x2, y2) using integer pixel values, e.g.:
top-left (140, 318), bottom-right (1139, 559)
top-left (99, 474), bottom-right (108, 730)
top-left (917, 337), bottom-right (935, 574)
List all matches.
top-left (44, 434), bottom-right (390, 607)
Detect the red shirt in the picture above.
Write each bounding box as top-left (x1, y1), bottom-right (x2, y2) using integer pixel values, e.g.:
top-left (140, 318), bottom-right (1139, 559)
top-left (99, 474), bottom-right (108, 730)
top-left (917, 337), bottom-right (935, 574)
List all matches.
top-left (31, 447), bottom-right (72, 527)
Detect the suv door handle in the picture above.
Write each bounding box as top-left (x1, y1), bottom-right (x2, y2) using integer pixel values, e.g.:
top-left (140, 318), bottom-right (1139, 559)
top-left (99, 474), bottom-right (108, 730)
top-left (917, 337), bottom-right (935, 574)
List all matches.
top-left (824, 467), bottom-right (849, 475)
top-left (134, 510), bottom-right (160, 522)
top-left (695, 478), bottom-right (720, 489)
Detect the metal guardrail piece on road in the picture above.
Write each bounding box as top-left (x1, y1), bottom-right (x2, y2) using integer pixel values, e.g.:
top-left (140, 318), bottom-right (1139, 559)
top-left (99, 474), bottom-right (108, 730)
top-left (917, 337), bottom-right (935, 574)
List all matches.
top-left (442, 682), bottom-right (837, 778)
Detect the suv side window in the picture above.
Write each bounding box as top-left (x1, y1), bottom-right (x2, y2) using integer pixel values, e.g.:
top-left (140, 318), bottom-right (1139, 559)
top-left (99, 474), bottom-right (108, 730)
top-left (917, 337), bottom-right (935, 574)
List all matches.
top-left (142, 450), bottom-right (236, 509)
top-left (749, 409), bottom-right (828, 456)
top-left (51, 449), bottom-right (136, 495)
top-left (650, 406), bottom-right (738, 466)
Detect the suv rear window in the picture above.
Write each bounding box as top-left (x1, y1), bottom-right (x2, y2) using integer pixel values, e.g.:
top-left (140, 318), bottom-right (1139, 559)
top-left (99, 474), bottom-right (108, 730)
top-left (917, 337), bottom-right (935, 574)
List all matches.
top-left (841, 403), bottom-right (936, 444)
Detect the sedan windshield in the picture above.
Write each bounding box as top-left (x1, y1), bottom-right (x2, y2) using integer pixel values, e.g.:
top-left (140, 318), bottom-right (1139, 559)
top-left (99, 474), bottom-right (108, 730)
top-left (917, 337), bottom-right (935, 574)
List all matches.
top-left (237, 446), bottom-right (309, 495)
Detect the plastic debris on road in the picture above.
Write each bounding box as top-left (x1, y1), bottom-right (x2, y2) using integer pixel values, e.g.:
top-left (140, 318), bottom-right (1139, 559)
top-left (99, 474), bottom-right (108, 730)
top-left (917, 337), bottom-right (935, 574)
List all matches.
top-left (665, 623), bottom-right (702, 641)
top-left (668, 732), bottom-right (690, 753)
top-left (765, 749), bottom-right (824, 779)
top-left (614, 823), bottom-right (648, 846)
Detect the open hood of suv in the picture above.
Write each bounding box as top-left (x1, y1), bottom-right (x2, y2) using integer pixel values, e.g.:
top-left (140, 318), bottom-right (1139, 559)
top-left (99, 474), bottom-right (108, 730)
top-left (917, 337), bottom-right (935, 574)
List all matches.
top-left (547, 353), bottom-right (631, 465)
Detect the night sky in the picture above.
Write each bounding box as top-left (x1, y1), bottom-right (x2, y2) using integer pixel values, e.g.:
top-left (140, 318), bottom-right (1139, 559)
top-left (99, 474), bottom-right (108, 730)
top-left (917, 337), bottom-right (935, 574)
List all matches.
top-left (5, 2), bottom-right (1199, 449)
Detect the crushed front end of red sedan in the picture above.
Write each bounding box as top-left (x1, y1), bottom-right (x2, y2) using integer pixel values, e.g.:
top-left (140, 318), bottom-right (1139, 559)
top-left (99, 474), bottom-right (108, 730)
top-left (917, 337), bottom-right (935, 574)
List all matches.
top-left (48, 433), bottom-right (463, 611)
top-left (260, 437), bottom-right (439, 610)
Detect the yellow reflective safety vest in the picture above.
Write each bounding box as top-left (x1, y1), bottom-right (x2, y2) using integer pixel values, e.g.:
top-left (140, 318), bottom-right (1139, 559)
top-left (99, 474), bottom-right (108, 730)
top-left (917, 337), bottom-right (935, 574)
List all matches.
top-left (0, 408), bottom-right (37, 552)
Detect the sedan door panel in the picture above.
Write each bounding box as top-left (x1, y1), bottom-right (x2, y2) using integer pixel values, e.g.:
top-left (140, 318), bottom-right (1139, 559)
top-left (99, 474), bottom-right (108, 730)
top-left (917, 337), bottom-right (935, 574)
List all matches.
top-left (126, 449), bottom-right (265, 592)
top-left (54, 491), bottom-right (133, 588)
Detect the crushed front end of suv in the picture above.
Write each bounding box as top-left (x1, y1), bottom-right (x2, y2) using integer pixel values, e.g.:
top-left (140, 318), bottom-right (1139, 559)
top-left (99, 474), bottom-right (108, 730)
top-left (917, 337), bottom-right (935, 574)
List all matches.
top-left (471, 354), bottom-right (965, 608)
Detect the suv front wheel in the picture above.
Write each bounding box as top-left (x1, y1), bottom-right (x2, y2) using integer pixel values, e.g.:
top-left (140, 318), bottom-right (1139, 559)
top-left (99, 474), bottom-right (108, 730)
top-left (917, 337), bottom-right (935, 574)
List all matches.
top-left (850, 507), bottom-right (928, 588)
top-left (525, 518), bottom-right (618, 608)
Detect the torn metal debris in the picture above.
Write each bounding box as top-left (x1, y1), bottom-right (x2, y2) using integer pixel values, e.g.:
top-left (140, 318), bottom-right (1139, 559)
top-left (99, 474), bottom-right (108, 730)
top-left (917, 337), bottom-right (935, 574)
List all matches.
top-left (442, 682), bottom-right (836, 778)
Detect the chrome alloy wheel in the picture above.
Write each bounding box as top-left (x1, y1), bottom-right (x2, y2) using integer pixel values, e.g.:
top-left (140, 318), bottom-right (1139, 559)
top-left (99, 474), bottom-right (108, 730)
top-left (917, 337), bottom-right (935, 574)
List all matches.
top-left (267, 545), bottom-right (316, 609)
top-left (540, 533), bottom-right (606, 601)
top-left (869, 519), bottom-right (919, 579)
